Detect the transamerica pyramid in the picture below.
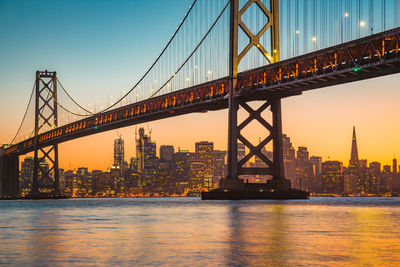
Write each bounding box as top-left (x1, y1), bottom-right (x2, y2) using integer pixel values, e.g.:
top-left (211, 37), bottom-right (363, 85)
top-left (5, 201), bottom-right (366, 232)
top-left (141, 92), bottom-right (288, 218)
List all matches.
top-left (349, 126), bottom-right (359, 168)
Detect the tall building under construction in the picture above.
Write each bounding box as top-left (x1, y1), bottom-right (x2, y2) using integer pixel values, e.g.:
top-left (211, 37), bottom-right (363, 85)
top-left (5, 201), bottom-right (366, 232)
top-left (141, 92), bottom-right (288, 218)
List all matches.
top-left (136, 128), bottom-right (156, 174)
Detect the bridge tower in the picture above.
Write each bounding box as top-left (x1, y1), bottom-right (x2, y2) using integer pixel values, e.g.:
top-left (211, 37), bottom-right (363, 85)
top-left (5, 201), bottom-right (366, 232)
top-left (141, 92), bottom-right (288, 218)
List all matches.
top-left (224, 0), bottom-right (291, 190)
top-left (31, 71), bottom-right (60, 195)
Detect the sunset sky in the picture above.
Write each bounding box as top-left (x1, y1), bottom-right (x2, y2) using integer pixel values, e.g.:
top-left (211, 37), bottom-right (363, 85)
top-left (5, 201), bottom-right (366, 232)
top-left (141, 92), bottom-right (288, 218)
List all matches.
top-left (0, 0), bottom-right (399, 171)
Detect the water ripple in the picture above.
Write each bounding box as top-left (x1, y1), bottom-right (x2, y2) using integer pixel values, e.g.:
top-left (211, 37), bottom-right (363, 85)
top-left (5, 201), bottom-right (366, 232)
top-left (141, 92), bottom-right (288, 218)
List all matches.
top-left (0, 197), bottom-right (399, 266)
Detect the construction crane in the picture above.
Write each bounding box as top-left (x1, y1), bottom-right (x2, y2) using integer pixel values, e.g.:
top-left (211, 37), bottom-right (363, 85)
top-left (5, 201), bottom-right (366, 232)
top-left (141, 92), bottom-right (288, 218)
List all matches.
top-left (115, 129), bottom-right (122, 139)
top-left (146, 123), bottom-right (152, 138)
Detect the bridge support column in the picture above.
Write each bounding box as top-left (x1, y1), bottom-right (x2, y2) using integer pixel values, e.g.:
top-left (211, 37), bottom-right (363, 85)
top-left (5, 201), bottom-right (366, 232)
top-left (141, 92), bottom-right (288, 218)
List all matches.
top-left (269, 98), bottom-right (291, 190)
top-left (222, 97), bottom-right (291, 191)
top-left (31, 71), bottom-right (60, 196)
top-left (222, 0), bottom-right (287, 190)
top-left (220, 0), bottom-right (290, 189)
top-left (224, 0), bottom-right (242, 189)
top-left (0, 152), bottom-right (19, 198)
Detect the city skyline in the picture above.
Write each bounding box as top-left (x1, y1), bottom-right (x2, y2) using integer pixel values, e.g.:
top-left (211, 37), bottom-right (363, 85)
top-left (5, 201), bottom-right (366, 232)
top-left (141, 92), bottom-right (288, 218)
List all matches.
top-left (1, 0), bottom-right (399, 171)
top-left (53, 120), bottom-right (400, 172)
top-left (18, 126), bottom-right (399, 197)
top-left (21, 126), bottom-right (398, 179)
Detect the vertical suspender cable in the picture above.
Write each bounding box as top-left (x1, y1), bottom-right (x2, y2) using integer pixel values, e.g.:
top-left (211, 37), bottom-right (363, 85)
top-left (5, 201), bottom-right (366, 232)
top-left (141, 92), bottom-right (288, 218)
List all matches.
top-left (369, 0), bottom-right (373, 34)
top-left (293, 0), bottom-right (300, 56)
top-left (313, 0), bottom-right (316, 43)
top-left (287, 0), bottom-right (290, 58)
top-left (348, 0), bottom-right (354, 41)
top-left (209, 0), bottom-right (212, 74)
top-left (396, 0), bottom-right (399, 27)
top-left (217, 1), bottom-right (220, 78)
top-left (304, 0), bottom-right (307, 53)
top-left (382, 0), bottom-right (384, 32)
top-left (383, 0), bottom-right (386, 30)
top-left (357, 0), bottom-right (360, 37)
top-left (339, 0), bottom-right (342, 44)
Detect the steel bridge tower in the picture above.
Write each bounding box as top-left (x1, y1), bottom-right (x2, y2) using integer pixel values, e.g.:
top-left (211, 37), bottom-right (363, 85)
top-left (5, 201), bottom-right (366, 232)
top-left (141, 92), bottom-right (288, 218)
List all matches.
top-left (31, 71), bottom-right (60, 195)
top-left (223, 0), bottom-right (291, 190)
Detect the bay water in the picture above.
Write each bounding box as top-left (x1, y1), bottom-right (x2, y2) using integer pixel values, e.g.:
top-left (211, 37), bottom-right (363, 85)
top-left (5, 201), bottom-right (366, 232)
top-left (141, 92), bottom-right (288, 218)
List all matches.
top-left (0, 197), bottom-right (399, 266)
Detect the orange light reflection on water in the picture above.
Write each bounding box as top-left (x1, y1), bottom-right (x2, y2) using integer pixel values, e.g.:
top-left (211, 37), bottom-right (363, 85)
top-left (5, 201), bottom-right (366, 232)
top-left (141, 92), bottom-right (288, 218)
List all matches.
top-left (1, 199), bottom-right (399, 266)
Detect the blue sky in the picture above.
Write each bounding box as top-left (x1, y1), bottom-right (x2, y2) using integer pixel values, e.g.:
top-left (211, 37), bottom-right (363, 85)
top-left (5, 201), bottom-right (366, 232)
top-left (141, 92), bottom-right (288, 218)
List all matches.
top-left (0, 0), bottom-right (190, 130)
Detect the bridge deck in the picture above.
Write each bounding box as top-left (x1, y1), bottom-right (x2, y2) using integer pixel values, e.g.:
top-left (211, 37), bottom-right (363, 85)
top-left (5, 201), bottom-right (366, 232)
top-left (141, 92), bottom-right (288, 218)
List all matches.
top-left (5, 27), bottom-right (400, 156)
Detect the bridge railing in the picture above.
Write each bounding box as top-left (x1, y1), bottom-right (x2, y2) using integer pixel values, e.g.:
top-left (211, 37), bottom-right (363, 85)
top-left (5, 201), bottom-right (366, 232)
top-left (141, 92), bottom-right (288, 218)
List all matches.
top-left (237, 27), bottom-right (400, 92)
top-left (5, 77), bottom-right (229, 156)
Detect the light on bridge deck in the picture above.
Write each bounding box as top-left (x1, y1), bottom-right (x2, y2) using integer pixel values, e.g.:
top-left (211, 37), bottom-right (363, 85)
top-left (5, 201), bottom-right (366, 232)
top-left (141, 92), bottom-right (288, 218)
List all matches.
top-left (352, 67), bottom-right (363, 73)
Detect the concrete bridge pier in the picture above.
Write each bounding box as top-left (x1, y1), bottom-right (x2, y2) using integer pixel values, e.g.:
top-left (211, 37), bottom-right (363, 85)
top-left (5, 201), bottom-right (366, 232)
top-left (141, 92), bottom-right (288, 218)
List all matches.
top-left (0, 151), bottom-right (19, 199)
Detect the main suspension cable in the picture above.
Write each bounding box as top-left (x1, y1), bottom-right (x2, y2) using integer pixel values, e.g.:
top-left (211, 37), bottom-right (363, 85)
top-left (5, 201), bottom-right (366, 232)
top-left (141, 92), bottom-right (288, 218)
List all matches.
top-left (57, 78), bottom-right (94, 115)
top-left (10, 0), bottom-right (209, 143)
top-left (149, 0), bottom-right (230, 99)
top-left (46, 0), bottom-right (199, 118)
top-left (93, 0), bottom-right (199, 113)
top-left (9, 82), bottom-right (35, 145)
top-left (38, 77), bottom-right (92, 117)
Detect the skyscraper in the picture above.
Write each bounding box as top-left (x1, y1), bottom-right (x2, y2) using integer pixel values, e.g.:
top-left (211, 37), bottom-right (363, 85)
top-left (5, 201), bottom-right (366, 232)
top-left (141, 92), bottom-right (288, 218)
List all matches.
top-left (321, 161), bottom-right (344, 193)
top-left (213, 150), bottom-right (226, 182)
top-left (114, 137), bottom-right (125, 175)
top-left (189, 159), bottom-right (205, 190)
top-left (369, 162), bottom-right (381, 193)
top-left (346, 127), bottom-right (361, 192)
top-left (294, 147), bottom-right (313, 190)
top-left (129, 157), bottom-right (138, 173)
top-left (349, 126), bottom-right (359, 168)
top-left (173, 150), bottom-right (194, 193)
top-left (238, 142), bottom-right (245, 161)
top-left (59, 168), bottom-right (65, 193)
top-left (38, 160), bottom-right (51, 187)
top-left (382, 165), bottom-right (393, 192)
top-left (309, 156), bottom-right (323, 193)
top-left (20, 157), bottom-right (34, 195)
top-left (310, 156), bottom-right (322, 176)
top-left (297, 146), bottom-right (309, 160)
top-left (393, 158), bottom-right (397, 174)
top-left (136, 128), bottom-right (156, 173)
top-left (77, 167), bottom-right (89, 176)
top-left (195, 141), bottom-right (214, 189)
top-left (282, 134), bottom-right (296, 161)
top-left (160, 145), bottom-right (174, 162)
top-left (282, 134), bottom-right (296, 180)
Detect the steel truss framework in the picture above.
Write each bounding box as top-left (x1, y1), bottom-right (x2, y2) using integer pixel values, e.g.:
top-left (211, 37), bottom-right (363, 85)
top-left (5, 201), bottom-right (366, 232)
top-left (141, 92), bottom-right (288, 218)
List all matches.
top-left (236, 100), bottom-right (273, 175)
top-left (238, 0), bottom-right (280, 64)
top-left (32, 71), bottom-right (60, 194)
top-left (227, 95), bottom-right (288, 182)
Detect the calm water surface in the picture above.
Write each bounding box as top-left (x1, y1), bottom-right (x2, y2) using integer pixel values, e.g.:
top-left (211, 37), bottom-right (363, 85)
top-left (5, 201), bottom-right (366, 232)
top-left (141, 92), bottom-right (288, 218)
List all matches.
top-left (0, 197), bottom-right (400, 266)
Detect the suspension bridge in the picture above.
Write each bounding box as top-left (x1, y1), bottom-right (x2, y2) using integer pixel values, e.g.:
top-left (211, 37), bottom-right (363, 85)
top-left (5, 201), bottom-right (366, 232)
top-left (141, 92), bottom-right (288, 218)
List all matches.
top-left (1, 0), bottom-right (400, 199)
